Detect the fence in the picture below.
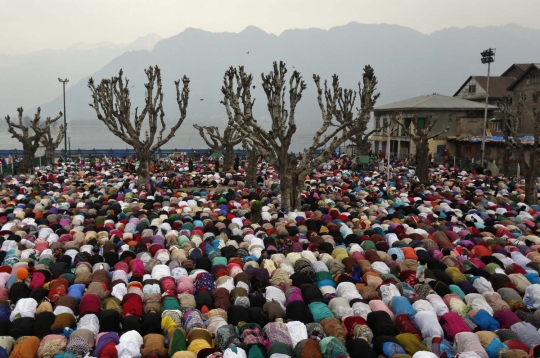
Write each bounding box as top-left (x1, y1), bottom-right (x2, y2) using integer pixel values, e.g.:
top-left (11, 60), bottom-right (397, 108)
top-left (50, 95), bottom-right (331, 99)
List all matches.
top-left (0, 156), bottom-right (46, 176)
top-left (438, 157), bottom-right (519, 176)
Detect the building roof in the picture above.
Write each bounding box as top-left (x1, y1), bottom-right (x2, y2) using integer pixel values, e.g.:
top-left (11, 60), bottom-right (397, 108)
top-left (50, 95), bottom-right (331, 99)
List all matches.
top-left (453, 76), bottom-right (515, 98)
top-left (500, 63), bottom-right (531, 77)
top-left (507, 64), bottom-right (540, 91)
top-left (374, 94), bottom-right (498, 111)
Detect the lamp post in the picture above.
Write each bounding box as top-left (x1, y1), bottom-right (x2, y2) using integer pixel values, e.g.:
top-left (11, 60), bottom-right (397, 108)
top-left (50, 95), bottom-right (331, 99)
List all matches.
top-left (480, 48), bottom-right (495, 167)
top-left (58, 78), bottom-right (69, 158)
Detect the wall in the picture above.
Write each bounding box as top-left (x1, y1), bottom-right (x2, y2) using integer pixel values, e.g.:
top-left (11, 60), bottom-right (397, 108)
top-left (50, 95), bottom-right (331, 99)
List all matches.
top-left (456, 117), bottom-right (485, 136)
top-left (455, 77), bottom-right (487, 101)
top-left (511, 66), bottom-right (540, 134)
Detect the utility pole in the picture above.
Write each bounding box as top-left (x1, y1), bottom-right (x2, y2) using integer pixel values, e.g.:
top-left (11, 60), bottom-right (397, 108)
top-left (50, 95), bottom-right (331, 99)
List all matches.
top-left (68, 137), bottom-right (71, 159)
top-left (480, 48), bottom-right (495, 167)
top-left (58, 78), bottom-right (69, 158)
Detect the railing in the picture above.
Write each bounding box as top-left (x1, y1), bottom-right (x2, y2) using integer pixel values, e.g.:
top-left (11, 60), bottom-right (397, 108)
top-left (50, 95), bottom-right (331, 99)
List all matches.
top-left (434, 156), bottom-right (519, 176)
top-left (0, 156), bottom-right (46, 176)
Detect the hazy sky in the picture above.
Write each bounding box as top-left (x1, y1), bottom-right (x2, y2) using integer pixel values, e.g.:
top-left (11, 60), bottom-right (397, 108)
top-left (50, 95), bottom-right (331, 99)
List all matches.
top-left (2, 0), bottom-right (539, 54)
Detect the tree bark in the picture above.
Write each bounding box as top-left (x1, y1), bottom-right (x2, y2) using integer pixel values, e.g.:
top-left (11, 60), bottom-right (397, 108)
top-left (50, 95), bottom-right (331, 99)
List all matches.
top-left (355, 136), bottom-right (371, 156)
top-left (280, 173), bottom-right (293, 212)
top-left (524, 166), bottom-right (538, 205)
top-left (21, 148), bottom-right (35, 173)
top-left (45, 147), bottom-right (55, 165)
top-left (137, 153), bottom-right (150, 190)
top-left (224, 144), bottom-right (234, 171)
top-left (280, 171), bottom-right (302, 211)
top-left (416, 141), bottom-right (430, 184)
top-left (246, 149), bottom-right (258, 186)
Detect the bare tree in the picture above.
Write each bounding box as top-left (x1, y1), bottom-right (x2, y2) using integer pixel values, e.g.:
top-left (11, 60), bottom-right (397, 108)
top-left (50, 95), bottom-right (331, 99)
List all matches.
top-left (332, 66), bottom-right (383, 156)
top-left (88, 66), bottom-right (190, 189)
top-left (499, 92), bottom-right (540, 204)
top-left (193, 123), bottom-right (242, 170)
top-left (40, 123), bottom-right (67, 164)
top-left (391, 113), bottom-right (451, 184)
top-left (221, 61), bottom-right (379, 210)
top-left (5, 107), bottom-right (63, 173)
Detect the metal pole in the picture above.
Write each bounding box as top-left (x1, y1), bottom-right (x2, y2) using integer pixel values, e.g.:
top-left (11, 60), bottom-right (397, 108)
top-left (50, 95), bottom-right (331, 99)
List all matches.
top-left (68, 137), bottom-right (71, 159)
top-left (63, 82), bottom-right (67, 155)
top-left (387, 126), bottom-right (391, 194)
top-left (481, 61), bottom-right (491, 167)
top-left (58, 78), bottom-right (69, 158)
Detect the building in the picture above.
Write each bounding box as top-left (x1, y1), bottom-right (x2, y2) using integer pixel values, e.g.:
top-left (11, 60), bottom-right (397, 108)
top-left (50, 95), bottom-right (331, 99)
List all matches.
top-left (372, 94), bottom-right (496, 159)
top-left (451, 63), bottom-right (540, 165)
top-left (453, 63), bottom-right (530, 105)
top-left (507, 64), bottom-right (540, 128)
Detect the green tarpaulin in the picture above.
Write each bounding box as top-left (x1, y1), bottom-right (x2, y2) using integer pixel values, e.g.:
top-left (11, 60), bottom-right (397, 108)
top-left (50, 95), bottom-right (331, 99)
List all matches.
top-left (209, 152), bottom-right (224, 159)
top-left (359, 155), bottom-right (370, 164)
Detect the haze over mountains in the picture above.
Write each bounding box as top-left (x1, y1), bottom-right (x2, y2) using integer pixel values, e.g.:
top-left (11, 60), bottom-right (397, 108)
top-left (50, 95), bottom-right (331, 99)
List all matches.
top-left (1, 22), bottom-right (540, 150)
top-left (0, 34), bottom-right (161, 118)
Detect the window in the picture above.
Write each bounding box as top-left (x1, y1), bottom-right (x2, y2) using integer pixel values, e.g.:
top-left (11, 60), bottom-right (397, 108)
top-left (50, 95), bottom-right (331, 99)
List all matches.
top-left (417, 117), bottom-right (426, 129)
top-left (383, 118), bottom-right (388, 134)
top-left (491, 120), bottom-right (501, 132)
top-left (375, 117), bottom-right (380, 129)
top-left (468, 84), bottom-right (476, 93)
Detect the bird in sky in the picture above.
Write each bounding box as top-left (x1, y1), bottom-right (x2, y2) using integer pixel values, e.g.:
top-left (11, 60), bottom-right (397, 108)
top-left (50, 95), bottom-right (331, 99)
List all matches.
top-left (252, 86), bottom-right (256, 89)
top-left (246, 51), bottom-right (249, 54)
top-left (200, 99), bottom-right (204, 101)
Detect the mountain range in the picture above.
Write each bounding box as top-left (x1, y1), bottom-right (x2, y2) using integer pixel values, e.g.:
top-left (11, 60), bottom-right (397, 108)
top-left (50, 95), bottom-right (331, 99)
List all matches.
top-left (1, 22), bottom-right (540, 150)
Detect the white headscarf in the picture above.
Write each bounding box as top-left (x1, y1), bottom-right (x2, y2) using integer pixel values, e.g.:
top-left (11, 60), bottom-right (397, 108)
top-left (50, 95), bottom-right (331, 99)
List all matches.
top-left (116, 330), bottom-right (143, 358)
top-left (286, 321), bottom-right (308, 347)
top-left (10, 298), bottom-right (37, 321)
top-left (77, 313), bottom-right (100, 337)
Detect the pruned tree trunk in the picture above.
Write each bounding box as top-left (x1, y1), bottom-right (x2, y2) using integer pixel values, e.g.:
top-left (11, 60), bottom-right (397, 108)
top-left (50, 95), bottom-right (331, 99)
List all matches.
top-left (355, 136), bottom-right (371, 156)
top-left (524, 167), bottom-right (537, 205)
top-left (416, 140), bottom-right (430, 184)
top-left (290, 174), bottom-right (302, 211)
top-left (45, 147), bottom-right (55, 164)
top-left (224, 144), bottom-right (234, 171)
top-left (280, 172), bottom-right (293, 212)
top-left (21, 148), bottom-right (35, 173)
top-left (391, 113), bottom-right (451, 184)
top-left (193, 124), bottom-right (241, 170)
top-left (246, 148), bottom-right (258, 185)
top-left (5, 107), bottom-right (62, 174)
top-left (41, 123), bottom-right (66, 165)
top-left (137, 153), bottom-right (150, 189)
